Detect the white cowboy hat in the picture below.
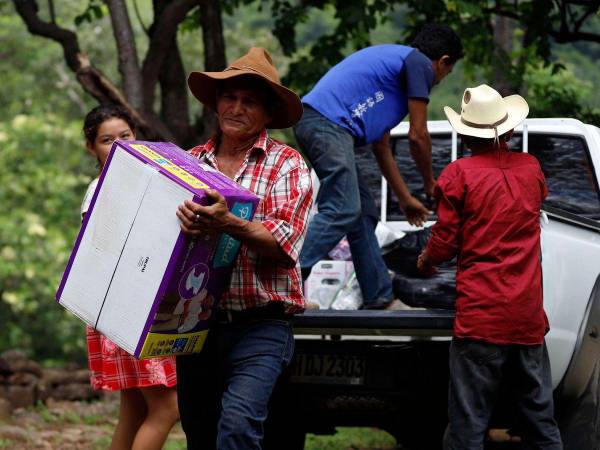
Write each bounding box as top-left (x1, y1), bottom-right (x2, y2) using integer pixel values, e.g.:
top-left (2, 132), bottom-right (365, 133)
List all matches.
top-left (444, 84), bottom-right (529, 139)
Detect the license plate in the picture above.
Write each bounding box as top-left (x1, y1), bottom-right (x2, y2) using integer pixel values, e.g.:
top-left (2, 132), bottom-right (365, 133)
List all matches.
top-left (290, 353), bottom-right (366, 385)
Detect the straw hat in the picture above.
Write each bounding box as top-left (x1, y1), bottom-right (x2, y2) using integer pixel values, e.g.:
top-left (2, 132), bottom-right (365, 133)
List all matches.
top-left (187, 47), bottom-right (303, 129)
top-left (444, 84), bottom-right (529, 139)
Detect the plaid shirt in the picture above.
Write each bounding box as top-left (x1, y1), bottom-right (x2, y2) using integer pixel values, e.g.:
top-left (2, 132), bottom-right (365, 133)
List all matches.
top-left (189, 130), bottom-right (313, 314)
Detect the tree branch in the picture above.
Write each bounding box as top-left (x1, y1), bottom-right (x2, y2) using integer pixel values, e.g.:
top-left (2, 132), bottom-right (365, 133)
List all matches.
top-left (13, 0), bottom-right (81, 72)
top-left (550, 29), bottom-right (600, 43)
top-left (488, 3), bottom-right (600, 44)
top-left (12, 0), bottom-right (172, 141)
top-left (47, 0), bottom-right (55, 23)
top-left (133, 0), bottom-right (149, 35)
top-left (574, 1), bottom-right (600, 31)
top-left (105, 0), bottom-right (144, 110)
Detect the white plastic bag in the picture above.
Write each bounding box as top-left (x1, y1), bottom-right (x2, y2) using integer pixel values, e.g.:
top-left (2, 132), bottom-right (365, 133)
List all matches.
top-left (330, 272), bottom-right (362, 310)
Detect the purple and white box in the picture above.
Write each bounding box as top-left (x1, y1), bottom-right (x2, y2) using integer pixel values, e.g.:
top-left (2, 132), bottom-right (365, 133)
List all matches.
top-left (56, 141), bottom-right (259, 358)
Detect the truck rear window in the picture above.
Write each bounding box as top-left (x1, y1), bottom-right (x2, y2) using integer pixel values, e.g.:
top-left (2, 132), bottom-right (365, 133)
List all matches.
top-left (374, 133), bottom-right (600, 221)
top-left (356, 135), bottom-right (452, 221)
top-left (509, 134), bottom-right (600, 220)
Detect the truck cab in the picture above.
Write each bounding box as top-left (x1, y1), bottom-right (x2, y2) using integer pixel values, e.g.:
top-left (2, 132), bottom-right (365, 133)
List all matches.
top-left (266, 119), bottom-right (600, 450)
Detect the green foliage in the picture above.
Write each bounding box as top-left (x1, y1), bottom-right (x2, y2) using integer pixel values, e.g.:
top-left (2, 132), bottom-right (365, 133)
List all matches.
top-left (0, 439), bottom-right (15, 449)
top-left (163, 440), bottom-right (188, 450)
top-left (0, 12), bottom-right (93, 122)
top-left (271, 0), bottom-right (398, 93)
top-left (525, 64), bottom-right (600, 125)
top-left (305, 427), bottom-right (396, 450)
top-left (0, 114), bottom-right (94, 364)
top-left (2, 0), bottom-right (600, 366)
top-left (74, 0), bottom-right (106, 26)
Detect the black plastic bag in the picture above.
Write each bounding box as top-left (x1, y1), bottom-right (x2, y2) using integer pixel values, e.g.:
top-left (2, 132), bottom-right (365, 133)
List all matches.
top-left (392, 264), bottom-right (456, 309)
top-left (381, 227), bottom-right (456, 310)
top-left (381, 227), bottom-right (433, 277)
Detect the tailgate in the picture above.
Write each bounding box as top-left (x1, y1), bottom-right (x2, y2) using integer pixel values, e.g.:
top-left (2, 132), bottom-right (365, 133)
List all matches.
top-left (290, 309), bottom-right (454, 337)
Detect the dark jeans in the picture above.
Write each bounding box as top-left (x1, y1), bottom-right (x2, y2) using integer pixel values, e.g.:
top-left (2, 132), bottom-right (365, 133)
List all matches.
top-left (445, 338), bottom-right (563, 450)
top-left (294, 106), bottom-right (393, 305)
top-left (176, 316), bottom-right (294, 450)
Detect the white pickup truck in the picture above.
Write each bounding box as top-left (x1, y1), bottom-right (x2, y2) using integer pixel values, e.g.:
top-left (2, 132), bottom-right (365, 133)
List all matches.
top-left (264, 118), bottom-right (600, 450)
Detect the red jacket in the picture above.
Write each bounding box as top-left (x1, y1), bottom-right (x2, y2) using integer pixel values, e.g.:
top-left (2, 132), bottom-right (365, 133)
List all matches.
top-left (425, 142), bottom-right (549, 345)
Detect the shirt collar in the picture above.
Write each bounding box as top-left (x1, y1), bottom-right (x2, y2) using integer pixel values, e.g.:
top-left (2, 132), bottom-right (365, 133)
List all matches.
top-left (194, 129), bottom-right (270, 160)
top-left (472, 140), bottom-right (509, 154)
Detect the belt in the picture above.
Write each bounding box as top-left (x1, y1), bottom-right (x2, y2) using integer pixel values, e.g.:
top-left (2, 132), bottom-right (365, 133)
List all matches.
top-left (214, 303), bottom-right (289, 324)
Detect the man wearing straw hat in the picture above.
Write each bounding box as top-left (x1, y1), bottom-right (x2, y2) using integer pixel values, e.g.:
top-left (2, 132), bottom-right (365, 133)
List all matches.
top-left (295, 23), bottom-right (464, 310)
top-left (175, 47), bottom-right (313, 450)
top-left (418, 85), bottom-right (563, 449)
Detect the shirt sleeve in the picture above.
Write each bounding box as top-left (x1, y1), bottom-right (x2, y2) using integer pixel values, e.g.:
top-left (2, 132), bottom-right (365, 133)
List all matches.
top-left (81, 178), bottom-right (99, 218)
top-left (261, 162), bottom-right (314, 267)
top-left (403, 50), bottom-right (435, 102)
top-left (539, 166), bottom-right (549, 201)
top-left (425, 168), bottom-right (464, 265)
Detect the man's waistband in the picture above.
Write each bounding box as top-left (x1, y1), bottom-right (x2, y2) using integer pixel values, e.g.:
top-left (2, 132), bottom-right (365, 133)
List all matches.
top-left (214, 302), bottom-right (290, 324)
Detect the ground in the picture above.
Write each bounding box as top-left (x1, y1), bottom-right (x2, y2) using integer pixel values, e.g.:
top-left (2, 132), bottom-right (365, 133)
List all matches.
top-left (0, 394), bottom-right (397, 449)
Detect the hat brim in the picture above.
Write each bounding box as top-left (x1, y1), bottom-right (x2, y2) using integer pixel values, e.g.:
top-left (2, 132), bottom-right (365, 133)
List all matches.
top-left (187, 70), bottom-right (303, 129)
top-left (444, 95), bottom-right (529, 139)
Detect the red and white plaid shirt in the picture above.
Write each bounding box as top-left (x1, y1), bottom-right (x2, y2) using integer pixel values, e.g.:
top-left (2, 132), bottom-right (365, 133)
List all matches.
top-left (189, 130), bottom-right (313, 314)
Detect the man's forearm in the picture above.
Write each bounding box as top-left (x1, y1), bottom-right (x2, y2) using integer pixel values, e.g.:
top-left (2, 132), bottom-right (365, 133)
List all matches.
top-left (372, 140), bottom-right (414, 206)
top-left (408, 131), bottom-right (435, 188)
top-left (223, 214), bottom-right (288, 262)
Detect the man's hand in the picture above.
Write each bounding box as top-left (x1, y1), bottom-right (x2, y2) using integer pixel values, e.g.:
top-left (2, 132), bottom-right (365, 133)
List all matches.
top-left (400, 195), bottom-right (430, 227)
top-left (176, 189), bottom-right (232, 236)
top-left (417, 249), bottom-right (437, 276)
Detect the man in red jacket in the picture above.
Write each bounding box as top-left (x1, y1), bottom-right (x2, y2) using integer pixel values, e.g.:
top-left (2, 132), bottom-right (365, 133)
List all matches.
top-left (418, 85), bottom-right (563, 449)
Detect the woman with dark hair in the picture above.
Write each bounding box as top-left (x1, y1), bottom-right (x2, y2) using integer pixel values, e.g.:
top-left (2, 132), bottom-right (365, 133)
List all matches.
top-left (81, 104), bottom-right (179, 450)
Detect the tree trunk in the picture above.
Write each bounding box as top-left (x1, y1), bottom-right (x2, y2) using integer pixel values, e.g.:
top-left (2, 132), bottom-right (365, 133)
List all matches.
top-left (105, 0), bottom-right (144, 110)
top-left (159, 38), bottom-right (193, 146)
top-left (142, 0), bottom-right (201, 113)
top-left (492, 15), bottom-right (515, 95)
top-left (198, 0), bottom-right (227, 142)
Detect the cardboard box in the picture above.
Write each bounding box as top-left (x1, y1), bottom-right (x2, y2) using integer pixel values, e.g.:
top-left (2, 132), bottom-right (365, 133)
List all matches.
top-left (305, 260), bottom-right (354, 309)
top-left (56, 140), bottom-right (259, 358)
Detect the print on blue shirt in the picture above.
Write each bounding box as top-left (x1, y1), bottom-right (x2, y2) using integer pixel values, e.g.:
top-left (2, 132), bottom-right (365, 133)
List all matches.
top-left (303, 45), bottom-right (434, 145)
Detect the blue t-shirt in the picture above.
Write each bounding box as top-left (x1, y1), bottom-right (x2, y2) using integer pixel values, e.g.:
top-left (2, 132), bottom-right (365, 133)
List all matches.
top-left (302, 45), bottom-right (434, 145)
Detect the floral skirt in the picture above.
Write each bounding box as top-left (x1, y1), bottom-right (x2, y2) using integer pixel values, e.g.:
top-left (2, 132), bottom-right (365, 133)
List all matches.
top-left (86, 327), bottom-right (177, 391)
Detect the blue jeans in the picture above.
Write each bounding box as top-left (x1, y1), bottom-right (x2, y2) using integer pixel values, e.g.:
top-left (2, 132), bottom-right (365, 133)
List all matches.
top-left (294, 106), bottom-right (393, 305)
top-left (445, 338), bottom-right (563, 450)
top-left (176, 317), bottom-right (294, 450)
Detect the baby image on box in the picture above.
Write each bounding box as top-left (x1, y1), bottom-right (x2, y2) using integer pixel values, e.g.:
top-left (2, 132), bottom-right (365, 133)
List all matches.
top-left (152, 263), bottom-right (216, 333)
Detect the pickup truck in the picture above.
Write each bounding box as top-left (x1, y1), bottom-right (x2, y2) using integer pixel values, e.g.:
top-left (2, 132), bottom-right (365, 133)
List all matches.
top-left (264, 118), bottom-right (600, 450)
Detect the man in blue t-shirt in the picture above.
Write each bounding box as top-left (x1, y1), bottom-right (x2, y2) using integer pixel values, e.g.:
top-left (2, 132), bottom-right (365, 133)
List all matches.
top-left (295, 23), bottom-right (463, 309)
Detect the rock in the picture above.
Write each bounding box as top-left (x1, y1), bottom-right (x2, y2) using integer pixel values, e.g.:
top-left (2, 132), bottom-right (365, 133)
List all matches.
top-left (6, 385), bottom-right (36, 409)
top-left (0, 357), bottom-right (11, 376)
top-left (6, 360), bottom-right (43, 378)
top-left (0, 424), bottom-right (28, 441)
top-left (0, 398), bottom-right (12, 421)
top-left (0, 350), bottom-right (42, 377)
top-left (46, 383), bottom-right (98, 402)
top-left (0, 350), bottom-right (27, 363)
top-left (7, 372), bottom-right (38, 386)
top-left (43, 368), bottom-right (90, 385)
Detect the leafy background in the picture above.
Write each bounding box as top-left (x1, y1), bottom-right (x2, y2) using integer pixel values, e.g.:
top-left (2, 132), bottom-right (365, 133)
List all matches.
top-left (0, 1), bottom-right (599, 364)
